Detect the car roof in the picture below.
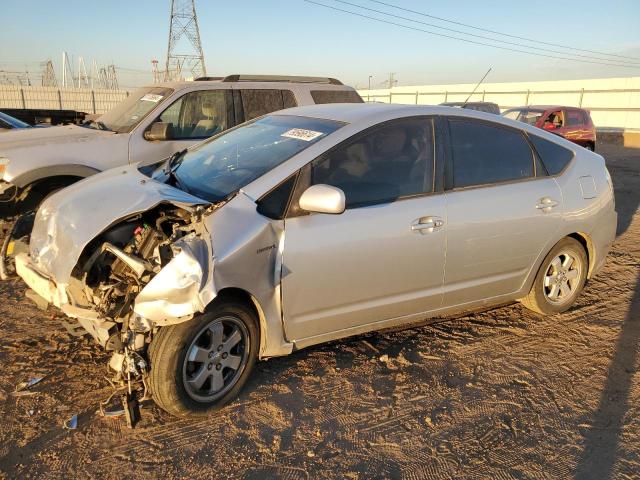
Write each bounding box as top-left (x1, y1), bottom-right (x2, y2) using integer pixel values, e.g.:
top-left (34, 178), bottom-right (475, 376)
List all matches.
top-left (507, 105), bottom-right (587, 112)
top-left (441, 101), bottom-right (498, 106)
top-left (271, 102), bottom-right (504, 124)
top-left (146, 78), bottom-right (356, 91)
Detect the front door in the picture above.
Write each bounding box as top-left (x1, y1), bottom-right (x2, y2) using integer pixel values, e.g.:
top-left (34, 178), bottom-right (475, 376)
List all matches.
top-left (129, 89), bottom-right (233, 165)
top-left (281, 117), bottom-right (446, 341)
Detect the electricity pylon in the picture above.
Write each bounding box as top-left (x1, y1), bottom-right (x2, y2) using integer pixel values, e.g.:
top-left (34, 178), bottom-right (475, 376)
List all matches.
top-left (165, 0), bottom-right (206, 81)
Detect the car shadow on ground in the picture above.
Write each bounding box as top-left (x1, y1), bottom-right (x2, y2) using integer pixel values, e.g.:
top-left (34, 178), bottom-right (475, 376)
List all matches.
top-left (573, 145), bottom-right (640, 479)
top-left (573, 270), bottom-right (639, 479)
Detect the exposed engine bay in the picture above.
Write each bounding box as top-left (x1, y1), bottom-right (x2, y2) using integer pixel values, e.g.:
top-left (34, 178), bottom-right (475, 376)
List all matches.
top-left (61, 205), bottom-right (208, 422)
top-left (76, 206), bottom-right (194, 321)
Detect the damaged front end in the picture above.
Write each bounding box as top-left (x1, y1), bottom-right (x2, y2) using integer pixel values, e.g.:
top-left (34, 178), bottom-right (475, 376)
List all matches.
top-left (21, 203), bottom-right (213, 369)
top-left (15, 169), bottom-right (221, 409)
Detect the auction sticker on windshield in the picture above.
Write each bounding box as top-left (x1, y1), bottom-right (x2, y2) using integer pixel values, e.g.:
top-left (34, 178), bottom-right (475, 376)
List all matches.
top-left (281, 128), bottom-right (324, 141)
top-left (141, 94), bottom-right (164, 103)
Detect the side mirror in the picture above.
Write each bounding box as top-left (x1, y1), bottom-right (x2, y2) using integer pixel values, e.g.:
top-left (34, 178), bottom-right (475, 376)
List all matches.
top-left (299, 184), bottom-right (345, 214)
top-left (144, 122), bottom-right (174, 141)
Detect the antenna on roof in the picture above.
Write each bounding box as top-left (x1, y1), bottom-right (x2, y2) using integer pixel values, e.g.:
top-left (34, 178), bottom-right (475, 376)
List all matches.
top-left (462, 68), bottom-right (492, 107)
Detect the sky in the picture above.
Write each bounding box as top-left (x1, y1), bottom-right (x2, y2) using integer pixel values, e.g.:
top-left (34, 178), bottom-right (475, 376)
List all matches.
top-left (1, 0), bottom-right (639, 89)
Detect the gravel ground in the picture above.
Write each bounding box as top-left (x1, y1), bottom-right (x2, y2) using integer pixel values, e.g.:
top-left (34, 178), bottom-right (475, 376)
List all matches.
top-left (0, 144), bottom-right (638, 480)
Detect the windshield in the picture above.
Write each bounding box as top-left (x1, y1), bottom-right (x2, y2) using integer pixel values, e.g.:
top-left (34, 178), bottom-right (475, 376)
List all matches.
top-left (97, 87), bottom-right (173, 133)
top-left (148, 114), bottom-right (343, 202)
top-left (0, 111), bottom-right (30, 128)
top-left (503, 108), bottom-right (545, 126)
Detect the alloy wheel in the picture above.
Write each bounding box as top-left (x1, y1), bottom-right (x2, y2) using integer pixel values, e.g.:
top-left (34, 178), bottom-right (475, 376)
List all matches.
top-left (543, 251), bottom-right (582, 304)
top-left (182, 316), bottom-right (249, 402)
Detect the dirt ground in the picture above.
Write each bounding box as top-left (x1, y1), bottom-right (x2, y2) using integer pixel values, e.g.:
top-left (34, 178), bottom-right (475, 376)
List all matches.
top-left (0, 144), bottom-right (638, 480)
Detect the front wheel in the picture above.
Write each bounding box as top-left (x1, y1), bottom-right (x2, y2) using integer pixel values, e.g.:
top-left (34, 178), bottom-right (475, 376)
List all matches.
top-left (148, 302), bottom-right (259, 416)
top-left (520, 237), bottom-right (588, 315)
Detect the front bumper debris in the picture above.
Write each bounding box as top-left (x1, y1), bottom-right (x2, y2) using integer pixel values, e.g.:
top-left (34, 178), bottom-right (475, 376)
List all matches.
top-left (15, 252), bottom-right (67, 307)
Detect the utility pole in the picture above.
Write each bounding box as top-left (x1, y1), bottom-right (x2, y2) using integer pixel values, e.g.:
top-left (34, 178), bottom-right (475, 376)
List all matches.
top-left (165, 0), bottom-right (206, 81)
top-left (387, 72), bottom-right (397, 89)
top-left (41, 60), bottom-right (57, 87)
top-left (368, 75), bottom-right (372, 90)
top-left (151, 59), bottom-right (162, 83)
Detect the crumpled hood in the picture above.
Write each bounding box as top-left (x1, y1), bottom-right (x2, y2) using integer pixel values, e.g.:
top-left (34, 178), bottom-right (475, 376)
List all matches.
top-left (0, 124), bottom-right (110, 151)
top-left (30, 165), bottom-right (209, 283)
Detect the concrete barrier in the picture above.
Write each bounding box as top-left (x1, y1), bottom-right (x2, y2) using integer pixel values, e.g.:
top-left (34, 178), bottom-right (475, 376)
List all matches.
top-left (359, 76), bottom-right (640, 132)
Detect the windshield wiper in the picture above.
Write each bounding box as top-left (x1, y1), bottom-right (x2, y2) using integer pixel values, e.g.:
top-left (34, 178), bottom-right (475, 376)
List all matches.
top-left (164, 148), bottom-right (188, 175)
top-left (83, 119), bottom-right (113, 132)
top-left (163, 149), bottom-right (193, 194)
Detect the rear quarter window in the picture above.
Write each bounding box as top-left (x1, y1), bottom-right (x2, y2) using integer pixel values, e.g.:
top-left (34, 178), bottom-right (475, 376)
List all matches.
top-left (528, 134), bottom-right (574, 175)
top-left (566, 110), bottom-right (584, 126)
top-left (310, 90), bottom-right (364, 104)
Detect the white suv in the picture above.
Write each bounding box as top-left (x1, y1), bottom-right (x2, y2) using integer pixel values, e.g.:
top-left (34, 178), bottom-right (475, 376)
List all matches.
top-left (0, 75), bottom-right (362, 215)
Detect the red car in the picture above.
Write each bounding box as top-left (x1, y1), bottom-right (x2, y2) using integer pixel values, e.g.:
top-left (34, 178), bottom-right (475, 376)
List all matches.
top-left (502, 105), bottom-right (596, 151)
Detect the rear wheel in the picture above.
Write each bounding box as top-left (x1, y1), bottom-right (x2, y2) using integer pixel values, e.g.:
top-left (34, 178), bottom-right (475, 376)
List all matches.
top-left (148, 302), bottom-right (259, 416)
top-left (520, 237), bottom-right (588, 315)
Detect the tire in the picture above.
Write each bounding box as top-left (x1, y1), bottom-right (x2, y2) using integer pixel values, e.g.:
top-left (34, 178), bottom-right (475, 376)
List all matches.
top-left (148, 302), bottom-right (259, 417)
top-left (520, 237), bottom-right (588, 315)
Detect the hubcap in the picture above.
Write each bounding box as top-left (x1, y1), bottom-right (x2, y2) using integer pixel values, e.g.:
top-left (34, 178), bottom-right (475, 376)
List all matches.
top-left (543, 251), bottom-right (581, 304)
top-left (182, 316), bottom-right (249, 402)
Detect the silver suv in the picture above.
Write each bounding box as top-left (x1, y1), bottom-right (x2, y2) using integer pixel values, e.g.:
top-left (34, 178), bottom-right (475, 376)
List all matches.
top-left (16, 103), bottom-right (616, 417)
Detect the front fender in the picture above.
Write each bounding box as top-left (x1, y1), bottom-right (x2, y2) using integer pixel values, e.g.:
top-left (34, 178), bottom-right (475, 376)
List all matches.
top-left (11, 164), bottom-right (101, 188)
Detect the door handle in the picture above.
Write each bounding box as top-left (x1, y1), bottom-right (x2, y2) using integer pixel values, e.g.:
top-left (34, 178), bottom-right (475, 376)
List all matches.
top-left (536, 197), bottom-right (559, 212)
top-left (411, 216), bottom-right (444, 233)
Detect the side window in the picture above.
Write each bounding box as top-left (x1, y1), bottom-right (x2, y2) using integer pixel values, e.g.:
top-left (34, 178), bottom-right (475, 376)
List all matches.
top-left (543, 110), bottom-right (564, 128)
top-left (566, 110), bottom-right (583, 126)
top-left (282, 90), bottom-right (297, 109)
top-left (448, 119), bottom-right (535, 188)
top-left (529, 134), bottom-right (574, 175)
top-left (240, 90), bottom-right (284, 121)
top-left (156, 90), bottom-right (228, 139)
top-left (256, 173), bottom-right (298, 220)
top-left (312, 118), bottom-right (434, 208)
top-left (310, 90), bottom-right (364, 104)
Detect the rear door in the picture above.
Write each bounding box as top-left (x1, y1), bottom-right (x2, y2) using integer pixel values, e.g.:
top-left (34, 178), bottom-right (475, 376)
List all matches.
top-left (281, 117), bottom-right (446, 341)
top-left (442, 117), bottom-right (563, 307)
top-left (232, 89), bottom-right (297, 124)
top-left (129, 89), bottom-right (234, 164)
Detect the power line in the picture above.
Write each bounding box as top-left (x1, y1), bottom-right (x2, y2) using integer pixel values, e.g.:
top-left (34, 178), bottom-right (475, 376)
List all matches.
top-left (333, 0), bottom-right (640, 66)
top-left (302, 0), bottom-right (640, 70)
top-left (367, 0), bottom-right (640, 62)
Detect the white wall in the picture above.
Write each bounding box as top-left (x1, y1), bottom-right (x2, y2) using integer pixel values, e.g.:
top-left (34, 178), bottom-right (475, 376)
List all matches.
top-left (0, 86), bottom-right (130, 115)
top-left (359, 77), bottom-right (640, 131)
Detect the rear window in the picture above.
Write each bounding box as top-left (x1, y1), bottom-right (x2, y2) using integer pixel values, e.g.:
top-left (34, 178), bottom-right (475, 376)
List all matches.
top-left (310, 90), bottom-right (364, 104)
top-left (566, 110), bottom-right (584, 126)
top-left (529, 134), bottom-right (574, 175)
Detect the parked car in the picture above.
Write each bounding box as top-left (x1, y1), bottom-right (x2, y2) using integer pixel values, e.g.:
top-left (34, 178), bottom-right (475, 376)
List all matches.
top-left (440, 101), bottom-right (501, 115)
top-left (502, 105), bottom-right (596, 151)
top-left (0, 74), bottom-right (362, 216)
top-left (440, 102), bottom-right (500, 115)
top-left (0, 111), bottom-right (32, 131)
top-left (15, 104), bottom-right (616, 417)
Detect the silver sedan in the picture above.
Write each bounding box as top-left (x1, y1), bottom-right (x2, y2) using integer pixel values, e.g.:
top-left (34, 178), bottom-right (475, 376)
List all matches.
top-left (15, 103), bottom-right (617, 416)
